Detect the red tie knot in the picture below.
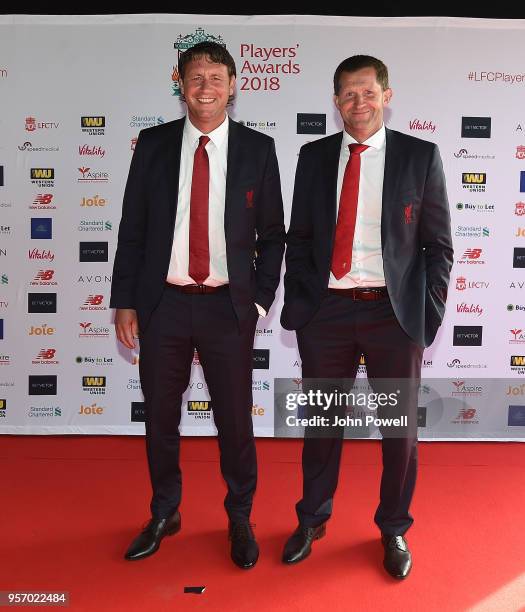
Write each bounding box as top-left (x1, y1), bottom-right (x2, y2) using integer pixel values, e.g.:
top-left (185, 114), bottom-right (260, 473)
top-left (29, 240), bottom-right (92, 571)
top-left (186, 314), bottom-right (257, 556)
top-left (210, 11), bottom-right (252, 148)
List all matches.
top-left (349, 143), bottom-right (369, 156)
top-left (199, 135), bottom-right (210, 148)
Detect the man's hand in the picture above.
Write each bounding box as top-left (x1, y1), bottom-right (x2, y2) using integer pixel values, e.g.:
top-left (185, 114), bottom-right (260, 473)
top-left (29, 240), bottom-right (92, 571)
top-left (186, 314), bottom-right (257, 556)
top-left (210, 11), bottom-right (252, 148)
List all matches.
top-left (115, 308), bottom-right (139, 349)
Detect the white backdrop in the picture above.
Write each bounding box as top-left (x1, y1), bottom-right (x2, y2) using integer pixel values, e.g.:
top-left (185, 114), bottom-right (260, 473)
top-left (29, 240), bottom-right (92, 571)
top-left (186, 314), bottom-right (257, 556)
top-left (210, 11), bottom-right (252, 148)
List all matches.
top-left (1, 14), bottom-right (525, 440)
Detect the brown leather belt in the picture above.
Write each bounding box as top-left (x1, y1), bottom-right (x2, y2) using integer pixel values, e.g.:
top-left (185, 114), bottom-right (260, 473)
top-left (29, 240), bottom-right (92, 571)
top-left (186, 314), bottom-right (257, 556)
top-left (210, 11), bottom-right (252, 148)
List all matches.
top-left (165, 283), bottom-right (229, 295)
top-left (328, 286), bottom-right (388, 301)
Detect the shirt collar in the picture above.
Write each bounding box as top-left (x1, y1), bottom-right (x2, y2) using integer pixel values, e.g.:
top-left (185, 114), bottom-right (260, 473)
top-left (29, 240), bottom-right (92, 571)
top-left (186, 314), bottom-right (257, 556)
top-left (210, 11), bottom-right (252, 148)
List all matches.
top-left (342, 124), bottom-right (386, 151)
top-left (184, 114), bottom-right (229, 149)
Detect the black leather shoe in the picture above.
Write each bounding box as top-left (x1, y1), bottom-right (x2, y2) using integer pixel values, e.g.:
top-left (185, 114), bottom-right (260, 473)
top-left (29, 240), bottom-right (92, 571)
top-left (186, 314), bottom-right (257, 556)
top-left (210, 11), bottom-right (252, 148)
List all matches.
top-left (229, 522), bottom-right (259, 569)
top-left (282, 523), bottom-right (326, 564)
top-left (381, 534), bottom-right (412, 579)
top-left (124, 511), bottom-right (181, 561)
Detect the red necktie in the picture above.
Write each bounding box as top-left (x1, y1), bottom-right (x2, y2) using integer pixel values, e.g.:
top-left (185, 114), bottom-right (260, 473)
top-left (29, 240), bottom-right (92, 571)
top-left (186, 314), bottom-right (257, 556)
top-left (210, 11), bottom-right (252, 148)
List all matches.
top-left (189, 135), bottom-right (210, 285)
top-left (331, 143), bottom-right (369, 280)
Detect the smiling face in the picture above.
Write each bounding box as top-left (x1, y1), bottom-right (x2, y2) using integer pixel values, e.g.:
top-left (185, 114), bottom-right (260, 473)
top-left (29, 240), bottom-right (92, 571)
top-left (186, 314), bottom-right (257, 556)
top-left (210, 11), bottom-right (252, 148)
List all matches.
top-left (334, 66), bottom-right (392, 142)
top-left (179, 55), bottom-right (236, 133)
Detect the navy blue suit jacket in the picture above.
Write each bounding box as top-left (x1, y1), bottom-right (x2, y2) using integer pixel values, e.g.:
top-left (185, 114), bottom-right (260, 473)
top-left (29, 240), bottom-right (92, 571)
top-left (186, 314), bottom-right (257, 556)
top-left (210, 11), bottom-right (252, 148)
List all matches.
top-left (281, 128), bottom-right (453, 347)
top-left (110, 117), bottom-right (285, 332)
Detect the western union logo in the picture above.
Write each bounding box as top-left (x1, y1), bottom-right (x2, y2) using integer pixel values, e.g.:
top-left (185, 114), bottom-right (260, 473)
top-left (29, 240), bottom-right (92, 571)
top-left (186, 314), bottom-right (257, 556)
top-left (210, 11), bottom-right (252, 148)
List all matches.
top-left (31, 168), bottom-right (54, 179)
top-left (462, 173), bottom-right (486, 184)
top-left (82, 376), bottom-right (106, 387)
top-left (187, 400), bottom-right (211, 411)
top-left (511, 356), bottom-right (525, 366)
top-left (81, 116), bottom-right (105, 127)
top-left (0, 399), bottom-right (5, 409)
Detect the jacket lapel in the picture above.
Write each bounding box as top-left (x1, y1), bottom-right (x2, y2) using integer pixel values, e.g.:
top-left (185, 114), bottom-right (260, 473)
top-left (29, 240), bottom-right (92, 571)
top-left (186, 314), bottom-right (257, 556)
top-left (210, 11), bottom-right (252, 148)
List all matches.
top-left (325, 131), bottom-right (344, 244)
top-left (381, 128), bottom-right (402, 252)
top-left (167, 118), bottom-right (185, 228)
top-left (225, 117), bottom-right (244, 245)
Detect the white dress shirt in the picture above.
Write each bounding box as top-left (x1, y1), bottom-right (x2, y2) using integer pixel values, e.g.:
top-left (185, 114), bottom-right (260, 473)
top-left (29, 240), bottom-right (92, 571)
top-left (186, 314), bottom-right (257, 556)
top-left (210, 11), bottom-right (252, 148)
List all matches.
top-left (166, 115), bottom-right (229, 286)
top-left (329, 124), bottom-right (387, 289)
top-left (166, 115), bottom-right (266, 315)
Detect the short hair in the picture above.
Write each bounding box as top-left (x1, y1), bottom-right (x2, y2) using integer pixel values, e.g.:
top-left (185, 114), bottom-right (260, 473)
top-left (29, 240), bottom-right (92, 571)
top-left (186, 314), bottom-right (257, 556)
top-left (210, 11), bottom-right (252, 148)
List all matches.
top-left (178, 41), bottom-right (236, 81)
top-left (333, 55), bottom-right (389, 94)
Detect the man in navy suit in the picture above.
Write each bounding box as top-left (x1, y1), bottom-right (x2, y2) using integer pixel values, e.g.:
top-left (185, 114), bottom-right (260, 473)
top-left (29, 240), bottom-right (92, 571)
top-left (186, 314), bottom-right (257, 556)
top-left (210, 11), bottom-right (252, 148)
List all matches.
top-left (281, 55), bottom-right (453, 578)
top-left (111, 41), bottom-right (285, 569)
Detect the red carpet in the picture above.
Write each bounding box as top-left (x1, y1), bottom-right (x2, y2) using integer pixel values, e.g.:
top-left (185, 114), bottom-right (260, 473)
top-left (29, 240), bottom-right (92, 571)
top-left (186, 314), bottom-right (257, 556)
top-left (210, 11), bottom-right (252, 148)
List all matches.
top-left (2, 436), bottom-right (524, 611)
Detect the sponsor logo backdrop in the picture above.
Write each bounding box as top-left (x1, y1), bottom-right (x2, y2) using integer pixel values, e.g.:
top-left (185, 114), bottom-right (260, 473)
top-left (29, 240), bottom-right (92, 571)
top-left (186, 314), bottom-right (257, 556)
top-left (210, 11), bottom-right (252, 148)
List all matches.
top-left (0, 14), bottom-right (524, 440)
